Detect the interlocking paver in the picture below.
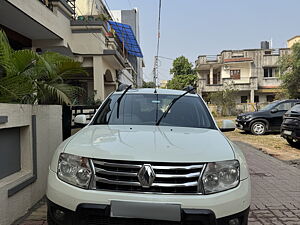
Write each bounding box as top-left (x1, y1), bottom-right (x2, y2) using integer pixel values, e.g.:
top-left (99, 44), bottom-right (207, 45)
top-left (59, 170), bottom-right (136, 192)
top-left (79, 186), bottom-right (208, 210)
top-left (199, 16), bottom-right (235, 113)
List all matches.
top-left (17, 141), bottom-right (300, 225)
top-left (236, 141), bottom-right (300, 225)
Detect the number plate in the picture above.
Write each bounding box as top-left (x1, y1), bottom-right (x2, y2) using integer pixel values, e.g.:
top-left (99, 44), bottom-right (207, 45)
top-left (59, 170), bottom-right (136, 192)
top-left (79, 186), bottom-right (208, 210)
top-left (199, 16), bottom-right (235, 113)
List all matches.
top-left (283, 130), bottom-right (292, 135)
top-left (110, 201), bottom-right (181, 222)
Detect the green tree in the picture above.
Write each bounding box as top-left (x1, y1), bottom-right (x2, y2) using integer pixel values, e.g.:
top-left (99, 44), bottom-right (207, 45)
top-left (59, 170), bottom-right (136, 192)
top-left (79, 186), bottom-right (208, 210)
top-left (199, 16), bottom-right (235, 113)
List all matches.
top-left (0, 30), bottom-right (86, 105)
top-left (142, 81), bottom-right (156, 88)
top-left (279, 42), bottom-right (300, 98)
top-left (209, 83), bottom-right (237, 116)
top-left (170, 56), bottom-right (194, 76)
top-left (167, 56), bottom-right (197, 90)
top-left (167, 74), bottom-right (197, 90)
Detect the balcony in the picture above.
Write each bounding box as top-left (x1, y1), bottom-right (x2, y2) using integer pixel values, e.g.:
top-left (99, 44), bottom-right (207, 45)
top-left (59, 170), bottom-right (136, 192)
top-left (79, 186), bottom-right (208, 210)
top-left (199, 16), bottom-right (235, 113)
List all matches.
top-left (196, 55), bottom-right (222, 66)
top-left (70, 17), bottom-right (109, 33)
top-left (198, 77), bottom-right (258, 92)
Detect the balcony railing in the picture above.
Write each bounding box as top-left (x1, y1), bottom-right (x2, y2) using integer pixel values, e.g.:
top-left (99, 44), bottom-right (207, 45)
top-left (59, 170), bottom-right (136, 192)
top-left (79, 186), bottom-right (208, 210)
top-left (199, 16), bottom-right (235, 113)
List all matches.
top-left (38, 0), bottom-right (76, 18)
top-left (38, 0), bottom-right (53, 10)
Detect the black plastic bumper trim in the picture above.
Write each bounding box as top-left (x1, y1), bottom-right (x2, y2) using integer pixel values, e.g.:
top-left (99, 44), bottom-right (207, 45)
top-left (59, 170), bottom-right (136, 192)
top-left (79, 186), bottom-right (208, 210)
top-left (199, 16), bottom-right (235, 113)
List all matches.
top-left (47, 199), bottom-right (249, 225)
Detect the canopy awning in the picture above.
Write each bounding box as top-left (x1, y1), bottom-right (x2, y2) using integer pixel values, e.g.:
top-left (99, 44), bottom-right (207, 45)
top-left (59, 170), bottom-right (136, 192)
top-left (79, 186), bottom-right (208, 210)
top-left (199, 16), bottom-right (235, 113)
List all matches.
top-left (108, 21), bottom-right (143, 58)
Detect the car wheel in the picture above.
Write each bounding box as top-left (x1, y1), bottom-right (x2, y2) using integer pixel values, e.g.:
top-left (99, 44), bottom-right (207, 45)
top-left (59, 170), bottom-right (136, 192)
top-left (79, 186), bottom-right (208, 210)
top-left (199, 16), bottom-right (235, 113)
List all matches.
top-left (250, 121), bottom-right (266, 135)
top-left (286, 138), bottom-right (300, 148)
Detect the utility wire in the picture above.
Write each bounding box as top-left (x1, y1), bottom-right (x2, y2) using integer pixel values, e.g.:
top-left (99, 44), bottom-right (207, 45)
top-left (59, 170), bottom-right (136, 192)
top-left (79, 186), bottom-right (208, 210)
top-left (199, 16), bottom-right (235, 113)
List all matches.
top-left (156, 0), bottom-right (162, 58)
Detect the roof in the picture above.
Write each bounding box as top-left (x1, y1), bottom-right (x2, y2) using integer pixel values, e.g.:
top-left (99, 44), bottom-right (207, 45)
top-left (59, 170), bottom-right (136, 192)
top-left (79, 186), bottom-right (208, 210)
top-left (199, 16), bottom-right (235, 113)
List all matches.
top-left (108, 21), bottom-right (143, 58)
top-left (288, 35), bottom-right (300, 42)
top-left (114, 88), bottom-right (198, 96)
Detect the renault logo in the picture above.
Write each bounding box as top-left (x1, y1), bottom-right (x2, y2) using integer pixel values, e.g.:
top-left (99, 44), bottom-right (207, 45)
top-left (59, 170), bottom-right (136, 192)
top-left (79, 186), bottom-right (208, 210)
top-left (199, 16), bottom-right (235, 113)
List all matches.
top-left (138, 164), bottom-right (156, 188)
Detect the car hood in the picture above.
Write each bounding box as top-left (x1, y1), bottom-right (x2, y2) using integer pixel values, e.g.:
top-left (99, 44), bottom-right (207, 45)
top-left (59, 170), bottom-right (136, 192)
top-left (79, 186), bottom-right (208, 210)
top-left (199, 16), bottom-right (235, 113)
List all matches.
top-left (64, 125), bottom-right (234, 163)
top-left (239, 110), bottom-right (266, 117)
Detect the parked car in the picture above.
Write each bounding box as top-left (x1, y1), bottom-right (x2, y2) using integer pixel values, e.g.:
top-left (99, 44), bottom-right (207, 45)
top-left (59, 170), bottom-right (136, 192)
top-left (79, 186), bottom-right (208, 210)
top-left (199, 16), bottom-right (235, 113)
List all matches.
top-left (236, 99), bottom-right (300, 135)
top-left (47, 87), bottom-right (251, 225)
top-left (281, 103), bottom-right (300, 147)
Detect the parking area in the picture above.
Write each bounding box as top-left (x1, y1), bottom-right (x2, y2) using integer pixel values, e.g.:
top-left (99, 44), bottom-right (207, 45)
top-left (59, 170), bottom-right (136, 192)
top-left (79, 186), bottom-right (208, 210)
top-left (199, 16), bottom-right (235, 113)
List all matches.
top-left (17, 141), bottom-right (300, 225)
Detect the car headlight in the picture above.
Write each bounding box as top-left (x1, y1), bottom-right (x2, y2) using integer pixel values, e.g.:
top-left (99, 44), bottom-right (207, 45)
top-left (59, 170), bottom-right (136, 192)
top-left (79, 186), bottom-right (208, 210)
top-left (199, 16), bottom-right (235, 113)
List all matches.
top-left (201, 160), bottom-right (240, 194)
top-left (57, 153), bottom-right (92, 189)
top-left (242, 115), bottom-right (252, 120)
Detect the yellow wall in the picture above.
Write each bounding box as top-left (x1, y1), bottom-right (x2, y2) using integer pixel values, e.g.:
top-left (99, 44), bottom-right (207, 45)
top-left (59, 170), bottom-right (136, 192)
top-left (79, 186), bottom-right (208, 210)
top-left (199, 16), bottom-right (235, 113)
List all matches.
top-left (288, 36), bottom-right (300, 48)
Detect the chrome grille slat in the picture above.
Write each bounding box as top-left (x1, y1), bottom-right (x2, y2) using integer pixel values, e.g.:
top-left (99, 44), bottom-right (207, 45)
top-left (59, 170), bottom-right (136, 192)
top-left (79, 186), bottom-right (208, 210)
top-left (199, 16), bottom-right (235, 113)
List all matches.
top-left (95, 177), bottom-right (141, 186)
top-left (93, 160), bottom-right (142, 169)
top-left (156, 172), bottom-right (201, 178)
top-left (95, 177), bottom-right (198, 188)
top-left (152, 165), bottom-right (204, 170)
top-left (95, 168), bottom-right (137, 177)
top-left (92, 159), bottom-right (205, 194)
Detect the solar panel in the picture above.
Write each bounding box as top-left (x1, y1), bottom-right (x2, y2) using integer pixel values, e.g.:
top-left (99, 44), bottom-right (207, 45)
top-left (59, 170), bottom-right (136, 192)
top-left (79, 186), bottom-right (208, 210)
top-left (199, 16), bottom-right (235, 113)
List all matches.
top-left (108, 21), bottom-right (143, 58)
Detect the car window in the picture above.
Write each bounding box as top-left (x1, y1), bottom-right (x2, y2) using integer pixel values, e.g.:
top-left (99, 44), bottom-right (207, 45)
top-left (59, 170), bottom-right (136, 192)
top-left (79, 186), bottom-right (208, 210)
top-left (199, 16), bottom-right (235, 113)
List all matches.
top-left (93, 94), bottom-right (215, 129)
top-left (275, 102), bottom-right (293, 111)
top-left (261, 101), bottom-right (279, 111)
top-left (289, 104), bottom-right (300, 113)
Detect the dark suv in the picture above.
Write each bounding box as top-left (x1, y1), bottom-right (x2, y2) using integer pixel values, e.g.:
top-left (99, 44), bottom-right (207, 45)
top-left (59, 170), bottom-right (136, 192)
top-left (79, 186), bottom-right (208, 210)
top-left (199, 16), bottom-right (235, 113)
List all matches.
top-left (281, 103), bottom-right (300, 147)
top-left (236, 99), bottom-right (300, 135)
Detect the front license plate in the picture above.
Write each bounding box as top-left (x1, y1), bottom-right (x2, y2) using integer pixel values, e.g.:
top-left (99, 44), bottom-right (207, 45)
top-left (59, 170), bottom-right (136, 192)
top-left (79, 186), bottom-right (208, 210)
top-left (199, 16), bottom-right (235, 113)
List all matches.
top-left (283, 130), bottom-right (292, 135)
top-left (110, 201), bottom-right (181, 222)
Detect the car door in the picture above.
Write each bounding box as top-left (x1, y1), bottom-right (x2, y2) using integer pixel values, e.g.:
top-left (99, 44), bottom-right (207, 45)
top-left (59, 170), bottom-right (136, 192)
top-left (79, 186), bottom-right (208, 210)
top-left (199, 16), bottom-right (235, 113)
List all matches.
top-left (269, 101), bottom-right (293, 130)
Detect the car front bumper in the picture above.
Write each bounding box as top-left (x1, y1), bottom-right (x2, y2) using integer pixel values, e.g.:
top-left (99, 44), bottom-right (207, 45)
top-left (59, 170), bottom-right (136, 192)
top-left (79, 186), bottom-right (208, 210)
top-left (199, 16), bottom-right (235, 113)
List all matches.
top-left (235, 119), bottom-right (252, 131)
top-left (47, 169), bottom-right (251, 224)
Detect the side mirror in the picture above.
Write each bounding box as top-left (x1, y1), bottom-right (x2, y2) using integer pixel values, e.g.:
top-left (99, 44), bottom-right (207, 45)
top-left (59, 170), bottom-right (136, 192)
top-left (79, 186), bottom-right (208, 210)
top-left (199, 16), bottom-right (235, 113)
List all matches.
top-left (220, 120), bottom-right (235, 132)
top-left (74, 115), bottom-right (88, 127)
top-left (271, 108), bottom-right (278, 113)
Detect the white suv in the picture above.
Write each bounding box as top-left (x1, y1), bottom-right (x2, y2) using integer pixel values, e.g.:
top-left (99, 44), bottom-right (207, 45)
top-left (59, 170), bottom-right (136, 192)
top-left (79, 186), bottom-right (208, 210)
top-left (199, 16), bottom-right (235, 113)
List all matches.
top-left (47, 87), bottom-right (251, 225)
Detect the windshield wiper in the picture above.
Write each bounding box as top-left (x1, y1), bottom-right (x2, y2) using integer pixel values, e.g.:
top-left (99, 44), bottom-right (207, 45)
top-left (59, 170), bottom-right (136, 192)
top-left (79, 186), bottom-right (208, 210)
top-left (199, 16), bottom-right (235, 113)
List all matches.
top-left (156, 87), bottom-right (195, 126)
top-left (117, 85), bottom-right (132, 119)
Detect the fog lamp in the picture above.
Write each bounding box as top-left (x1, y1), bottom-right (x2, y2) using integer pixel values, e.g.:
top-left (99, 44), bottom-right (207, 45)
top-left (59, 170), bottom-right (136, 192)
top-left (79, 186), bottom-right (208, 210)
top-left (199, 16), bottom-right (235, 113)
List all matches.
top-left (54, 209), bottom-right (65, 221)
top-left (228, 218), bottom-right (240, 225)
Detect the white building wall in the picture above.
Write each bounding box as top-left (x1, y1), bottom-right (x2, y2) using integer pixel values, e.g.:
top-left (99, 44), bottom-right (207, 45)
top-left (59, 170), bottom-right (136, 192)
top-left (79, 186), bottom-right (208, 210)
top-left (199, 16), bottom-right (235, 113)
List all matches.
top-left (0, 104), bottom-right (62, 225)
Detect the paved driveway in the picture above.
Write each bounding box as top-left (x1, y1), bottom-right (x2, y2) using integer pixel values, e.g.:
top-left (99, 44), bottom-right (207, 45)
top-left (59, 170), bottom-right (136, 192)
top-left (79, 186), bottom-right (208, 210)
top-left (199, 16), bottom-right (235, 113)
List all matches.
top-left (236, 142), bottom-right (300, 225)
top-left (18, 141), bottom-right (300, 225)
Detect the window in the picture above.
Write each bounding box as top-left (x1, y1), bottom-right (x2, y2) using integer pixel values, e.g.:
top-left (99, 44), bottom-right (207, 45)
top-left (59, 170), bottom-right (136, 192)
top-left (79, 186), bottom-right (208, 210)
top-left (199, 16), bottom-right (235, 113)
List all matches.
top-left (94, 94), bottom-right (215, 129)
top-left (230, 70), bottom-right (241, 79)
top-left (275, 102), bottom-right (293, 111)
top-left (241, 96), bottom-right (248, 103)
top-left (254, 96), bottom-right (259, 103)
top-left (264, 67), bottom-right (279, 78)
top-left (266, 95), bottom-right (275, 102)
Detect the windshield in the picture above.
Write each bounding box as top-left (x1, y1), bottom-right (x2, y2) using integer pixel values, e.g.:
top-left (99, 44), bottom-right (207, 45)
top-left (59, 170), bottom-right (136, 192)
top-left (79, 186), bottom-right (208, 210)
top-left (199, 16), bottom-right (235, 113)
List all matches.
top-left (260, 101), bottom-right (279, 111)
top-left (93, 94), bottom-right (215, 129)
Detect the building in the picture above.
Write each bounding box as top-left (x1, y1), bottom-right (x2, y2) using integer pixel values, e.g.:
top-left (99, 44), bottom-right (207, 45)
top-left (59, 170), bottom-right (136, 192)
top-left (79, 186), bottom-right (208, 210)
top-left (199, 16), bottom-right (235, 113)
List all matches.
top-left (0, 0), bottom-right (143, 103)
top-left (287, 35), bottom-right (300, 48)
top-left (196, 42), bottom-right (290, 104)
top-left (111, 8), bottom-right (144, 87)
top-left (159, 80), bottom-right (168, 89)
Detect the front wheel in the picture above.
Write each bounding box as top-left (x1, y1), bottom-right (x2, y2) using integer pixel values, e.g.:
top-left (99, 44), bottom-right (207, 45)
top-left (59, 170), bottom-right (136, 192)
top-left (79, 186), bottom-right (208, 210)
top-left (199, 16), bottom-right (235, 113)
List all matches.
top-left (250, 121), bottom-right (266, 135)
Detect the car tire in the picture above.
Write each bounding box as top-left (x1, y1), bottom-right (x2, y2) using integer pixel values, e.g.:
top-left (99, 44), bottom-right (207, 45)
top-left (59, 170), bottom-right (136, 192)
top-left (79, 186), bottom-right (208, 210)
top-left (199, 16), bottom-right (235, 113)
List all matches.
top-left (286, 138), bottom-right (300, 148)
top-left (250, 121), bottom-right (266, 135)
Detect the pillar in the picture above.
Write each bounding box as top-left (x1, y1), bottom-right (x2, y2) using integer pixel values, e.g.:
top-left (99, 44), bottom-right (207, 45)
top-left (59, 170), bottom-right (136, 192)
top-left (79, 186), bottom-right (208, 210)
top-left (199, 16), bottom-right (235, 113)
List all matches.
top-left (209, 66), bottom-right (214, 85)
top-left (93, 56), bottom-right (105, 101)
top-left (250, 89), bottom-right (255, 103)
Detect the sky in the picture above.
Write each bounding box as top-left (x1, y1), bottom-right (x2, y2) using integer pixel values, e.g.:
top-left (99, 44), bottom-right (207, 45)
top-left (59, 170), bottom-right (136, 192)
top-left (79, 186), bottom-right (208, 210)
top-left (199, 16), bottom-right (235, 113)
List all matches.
top-left (106, 0), bottom-right (300, 82)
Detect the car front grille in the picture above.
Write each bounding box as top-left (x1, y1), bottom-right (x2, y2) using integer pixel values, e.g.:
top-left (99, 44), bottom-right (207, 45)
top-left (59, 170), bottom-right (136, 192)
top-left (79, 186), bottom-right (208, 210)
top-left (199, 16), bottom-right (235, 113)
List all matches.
top-left (90, 159), bottom-right (205, 194)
